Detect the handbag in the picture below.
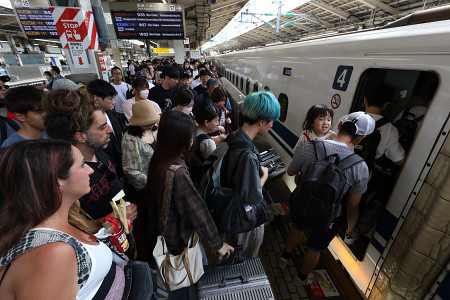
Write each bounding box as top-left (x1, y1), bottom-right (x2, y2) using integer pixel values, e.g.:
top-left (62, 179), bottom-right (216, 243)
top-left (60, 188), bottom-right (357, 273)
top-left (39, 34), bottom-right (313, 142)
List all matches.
top-left (153, 165), bottom-right (204, 291)
top-left (92, 252), bottom-right (157, 300)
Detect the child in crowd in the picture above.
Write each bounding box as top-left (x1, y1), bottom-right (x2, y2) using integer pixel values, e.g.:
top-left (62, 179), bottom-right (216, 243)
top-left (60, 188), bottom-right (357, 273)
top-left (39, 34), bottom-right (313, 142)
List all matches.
top-left (1, 86), bottom-right (49, 148)
top-left (211, 86), bottom-right (232, 134)
top-left (293, 104), bottom-right (337, 152)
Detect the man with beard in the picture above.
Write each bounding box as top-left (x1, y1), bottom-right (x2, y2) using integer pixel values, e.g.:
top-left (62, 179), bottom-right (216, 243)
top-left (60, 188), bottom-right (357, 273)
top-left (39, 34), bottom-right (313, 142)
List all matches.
top-left (44, 89), bottom-right (137, 222)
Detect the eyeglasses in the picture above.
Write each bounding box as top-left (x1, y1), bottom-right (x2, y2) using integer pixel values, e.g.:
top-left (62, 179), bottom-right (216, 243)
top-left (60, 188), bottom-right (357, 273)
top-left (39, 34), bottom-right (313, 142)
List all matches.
top-left (0, 85), bottom-right (9, 90)
top-left (96, 161), bottom-right (117, 181)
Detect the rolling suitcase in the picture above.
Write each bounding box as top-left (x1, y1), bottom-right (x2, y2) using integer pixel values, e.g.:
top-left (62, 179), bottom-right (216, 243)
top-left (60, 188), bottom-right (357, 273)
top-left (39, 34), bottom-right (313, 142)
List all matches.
top-left (197, 257), bottom-right (275, 300)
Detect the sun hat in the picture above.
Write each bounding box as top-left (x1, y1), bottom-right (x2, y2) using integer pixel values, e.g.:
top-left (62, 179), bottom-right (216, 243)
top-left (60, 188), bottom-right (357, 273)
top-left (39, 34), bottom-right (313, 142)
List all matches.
top-left (337, 111), bottom-right (375, 135)
top-left (129, 100), bottom-right (160, 126)
top-left (53, 78), bottom-right (82, 91)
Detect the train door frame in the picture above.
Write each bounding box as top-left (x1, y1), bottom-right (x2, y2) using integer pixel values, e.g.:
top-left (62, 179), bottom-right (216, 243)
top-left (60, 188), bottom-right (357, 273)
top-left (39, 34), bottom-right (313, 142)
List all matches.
top-left (346, 67), bottom-right (442, 295)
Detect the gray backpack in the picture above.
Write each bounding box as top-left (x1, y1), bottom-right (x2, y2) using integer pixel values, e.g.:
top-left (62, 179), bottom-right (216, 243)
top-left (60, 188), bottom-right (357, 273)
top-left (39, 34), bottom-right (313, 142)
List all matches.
top-left (290, 141), bottom-right (363, 233)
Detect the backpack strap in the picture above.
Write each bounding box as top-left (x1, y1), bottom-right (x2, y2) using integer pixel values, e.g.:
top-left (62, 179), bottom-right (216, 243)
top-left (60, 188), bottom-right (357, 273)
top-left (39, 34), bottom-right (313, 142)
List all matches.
top-left (337, 153), bottom-right (364, 170)
top-left (160, 165), bottom-right (184, 238)
top-left (311, 140), bottom-right (327, 161)
top-left (303, 132), bottom-right (311, 142)
top-left (91, 261), bottom-right (117, 300)
top-left (0, 117), bottom-right (7, 145)
top-left (375, 118), bottom-right (389, 129)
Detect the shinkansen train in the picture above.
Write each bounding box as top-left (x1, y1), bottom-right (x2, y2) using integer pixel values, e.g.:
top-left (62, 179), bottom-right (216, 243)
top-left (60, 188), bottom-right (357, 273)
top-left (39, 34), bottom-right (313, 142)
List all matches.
top-left (210, 7), bottom-right (450, 299)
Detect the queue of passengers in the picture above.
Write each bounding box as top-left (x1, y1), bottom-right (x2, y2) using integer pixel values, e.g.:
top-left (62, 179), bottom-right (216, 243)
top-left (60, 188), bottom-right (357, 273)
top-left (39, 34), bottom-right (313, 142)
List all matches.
top-left (0, 56), bottom-right (408, 298)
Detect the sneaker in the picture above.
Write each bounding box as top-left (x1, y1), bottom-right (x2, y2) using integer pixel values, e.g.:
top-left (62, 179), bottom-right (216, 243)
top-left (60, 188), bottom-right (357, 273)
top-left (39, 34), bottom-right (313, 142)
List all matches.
top-left (278, 256), bottom-right (289, 270)
top-left (344, 229), bottom-right (360, 245)
top-left (293, 272), bottom-right (315, 286)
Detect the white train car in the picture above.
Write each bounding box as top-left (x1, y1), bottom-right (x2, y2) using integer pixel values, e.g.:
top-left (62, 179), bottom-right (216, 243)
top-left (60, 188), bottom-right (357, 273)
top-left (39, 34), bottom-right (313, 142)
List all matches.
top-left (211, 7), bottom-right (450, 299)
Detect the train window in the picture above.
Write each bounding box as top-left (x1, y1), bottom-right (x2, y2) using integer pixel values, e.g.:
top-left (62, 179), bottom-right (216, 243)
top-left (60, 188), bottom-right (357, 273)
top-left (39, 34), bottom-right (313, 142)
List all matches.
top-left (246, 78), bottom-right (250, 95)
top-left (253, 82), bottom-right (259, 92)
top-left (344, 68), bottom-right (439, 261)
top-left (240, 77), bottom-right (244, 92)
top-left (232, 72), bottom-right (235, 85)
top-left (278, 93), bottom-right (288, 122)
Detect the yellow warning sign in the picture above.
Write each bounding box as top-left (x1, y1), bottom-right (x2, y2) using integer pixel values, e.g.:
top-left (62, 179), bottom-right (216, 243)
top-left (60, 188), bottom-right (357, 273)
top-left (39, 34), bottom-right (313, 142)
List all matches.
top-left (152, 48), bottom-right (171, 53)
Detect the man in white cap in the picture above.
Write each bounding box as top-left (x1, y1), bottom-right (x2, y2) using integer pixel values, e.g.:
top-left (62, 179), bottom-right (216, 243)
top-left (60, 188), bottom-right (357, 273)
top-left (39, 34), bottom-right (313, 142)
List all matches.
top-left (278, 111), bottom-right (375, 286)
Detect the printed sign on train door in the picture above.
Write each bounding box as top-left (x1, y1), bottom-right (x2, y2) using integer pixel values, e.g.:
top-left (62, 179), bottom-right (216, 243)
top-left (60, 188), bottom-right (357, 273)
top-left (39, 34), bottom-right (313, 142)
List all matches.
top-left (332, 65), bottom-right (353, 91)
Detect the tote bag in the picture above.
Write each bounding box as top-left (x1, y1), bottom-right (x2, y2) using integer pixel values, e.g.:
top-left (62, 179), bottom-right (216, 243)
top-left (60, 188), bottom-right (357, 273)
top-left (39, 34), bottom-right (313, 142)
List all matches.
top-left (153, 165), bottom-right (204, 291)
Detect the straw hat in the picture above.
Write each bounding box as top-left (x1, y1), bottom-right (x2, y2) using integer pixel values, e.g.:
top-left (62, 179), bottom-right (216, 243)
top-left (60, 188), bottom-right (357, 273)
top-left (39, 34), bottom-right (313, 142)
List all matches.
top-left (129, 100), bottom-right (160, 126)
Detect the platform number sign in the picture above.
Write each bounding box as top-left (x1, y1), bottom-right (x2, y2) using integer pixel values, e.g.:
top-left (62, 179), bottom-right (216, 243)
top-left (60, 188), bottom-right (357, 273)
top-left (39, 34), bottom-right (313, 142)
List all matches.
top-left (332, 65), bottom-right (353, 91)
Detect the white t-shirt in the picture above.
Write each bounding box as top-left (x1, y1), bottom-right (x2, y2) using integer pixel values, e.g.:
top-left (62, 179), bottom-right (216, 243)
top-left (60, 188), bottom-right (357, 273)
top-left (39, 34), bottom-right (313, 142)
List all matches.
top-left (293, 129), bottom-right (337, 152)
top-left (129, 64), bottom-right (135, 75)
top-left (111, 82), bottom-right (130, 114)
top-left (367, 113), bottom-right (405, 162)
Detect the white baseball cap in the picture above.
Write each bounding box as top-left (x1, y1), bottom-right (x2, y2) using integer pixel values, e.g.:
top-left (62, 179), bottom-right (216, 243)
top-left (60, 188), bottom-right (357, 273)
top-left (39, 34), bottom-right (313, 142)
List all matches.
top-left (337, 111), bottom-right (375, 136)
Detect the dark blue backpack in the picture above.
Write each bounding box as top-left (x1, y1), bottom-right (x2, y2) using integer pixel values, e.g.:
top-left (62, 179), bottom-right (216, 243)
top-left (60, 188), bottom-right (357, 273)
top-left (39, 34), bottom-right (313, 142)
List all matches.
top-left (290, 141), bottom-right (363, 233)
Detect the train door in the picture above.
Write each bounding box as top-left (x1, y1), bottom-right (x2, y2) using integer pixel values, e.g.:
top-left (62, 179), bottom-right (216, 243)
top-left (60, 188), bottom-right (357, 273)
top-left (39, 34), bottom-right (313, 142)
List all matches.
top-left (341, 68), bottom-right (439, 260)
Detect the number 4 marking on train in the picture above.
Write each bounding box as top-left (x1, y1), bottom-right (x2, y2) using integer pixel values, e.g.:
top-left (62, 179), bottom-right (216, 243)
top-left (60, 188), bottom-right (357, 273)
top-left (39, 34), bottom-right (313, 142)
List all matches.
top-left (332, 66), bottom-right (353, 91)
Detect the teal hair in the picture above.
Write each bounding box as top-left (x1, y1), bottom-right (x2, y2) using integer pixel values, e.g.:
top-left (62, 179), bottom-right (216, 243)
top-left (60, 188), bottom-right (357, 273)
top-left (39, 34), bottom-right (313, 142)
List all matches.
top-left (242, 91), bottom-right (280, 123)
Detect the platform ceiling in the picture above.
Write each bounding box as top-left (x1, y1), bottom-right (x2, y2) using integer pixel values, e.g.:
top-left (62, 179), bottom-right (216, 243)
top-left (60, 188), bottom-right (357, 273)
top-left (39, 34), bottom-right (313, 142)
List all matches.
top-left (0, 0), bottom-right (448, 51)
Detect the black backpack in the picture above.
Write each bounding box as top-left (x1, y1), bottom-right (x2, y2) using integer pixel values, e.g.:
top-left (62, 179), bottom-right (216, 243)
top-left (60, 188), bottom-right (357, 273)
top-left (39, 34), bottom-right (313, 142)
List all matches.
top-left (392, 108), bottom-right (424, 153)
top-left (0, 116), bottom-right (20, 145)
top-left (198, 135), bottom-right (269, 233)
top-left (290, 141), bottom-right (363, 233)
top-left (353, 118), bottom-right (389, 172)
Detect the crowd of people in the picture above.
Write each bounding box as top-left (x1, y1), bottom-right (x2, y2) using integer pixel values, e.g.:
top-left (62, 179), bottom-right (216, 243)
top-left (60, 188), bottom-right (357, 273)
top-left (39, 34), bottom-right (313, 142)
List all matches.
top-left (0, 57), bottom-right (410, 298)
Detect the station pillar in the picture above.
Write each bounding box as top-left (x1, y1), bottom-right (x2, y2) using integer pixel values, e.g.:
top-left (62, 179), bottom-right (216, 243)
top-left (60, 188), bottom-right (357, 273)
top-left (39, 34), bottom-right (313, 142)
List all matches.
top-left (173, 39), bottom-right (185, 63)
top-left (110, 40), bottom-right (122, 68)
top-left (6, 35), bottom-right (23, 66)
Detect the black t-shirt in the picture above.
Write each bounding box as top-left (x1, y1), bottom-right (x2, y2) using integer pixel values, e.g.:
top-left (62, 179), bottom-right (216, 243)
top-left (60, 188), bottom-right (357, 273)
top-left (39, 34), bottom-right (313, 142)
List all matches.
top-left (148, 84), bottom-right (177, 111)
top-left (80, 150), bottom-right (123, 220)
top-left (194, 85), bottom-right (207, 97)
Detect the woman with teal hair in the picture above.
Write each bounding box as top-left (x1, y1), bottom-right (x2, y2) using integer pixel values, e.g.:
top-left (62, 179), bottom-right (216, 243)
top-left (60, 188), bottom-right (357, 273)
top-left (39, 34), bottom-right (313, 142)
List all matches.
top-left (220, 91), bottom-right (280, 260)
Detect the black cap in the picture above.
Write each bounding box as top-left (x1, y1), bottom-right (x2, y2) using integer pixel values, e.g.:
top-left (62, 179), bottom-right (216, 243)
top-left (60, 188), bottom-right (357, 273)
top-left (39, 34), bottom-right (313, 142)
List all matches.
top-left (199, 70), bottom-right (213, 77)
top-left (0, 75), bottom-right (11, 83)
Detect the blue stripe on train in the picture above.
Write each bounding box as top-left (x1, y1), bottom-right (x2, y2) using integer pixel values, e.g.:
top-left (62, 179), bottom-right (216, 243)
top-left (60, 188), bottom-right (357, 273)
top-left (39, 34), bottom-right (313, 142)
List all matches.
top-left (272, 121), bottom-right (299, 149)
top-left (371, 210), bottom-right (398, 253)
top-left (268, 131), bottom-right (294, 158)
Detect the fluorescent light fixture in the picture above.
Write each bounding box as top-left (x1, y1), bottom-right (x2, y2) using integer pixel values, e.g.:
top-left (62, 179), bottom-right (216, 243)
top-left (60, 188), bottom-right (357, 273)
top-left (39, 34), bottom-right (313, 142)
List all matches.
top-left (35, 39), bottom-right (61, 44)
top-left (201, 0), bottom-right (310, 51)
top-left (162, 0), bottom-right (167, 3)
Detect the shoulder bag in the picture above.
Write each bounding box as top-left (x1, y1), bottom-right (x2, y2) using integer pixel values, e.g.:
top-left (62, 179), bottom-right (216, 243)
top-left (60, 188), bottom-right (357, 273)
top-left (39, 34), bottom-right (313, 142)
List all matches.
top-left (153, 165), bottom-right (204, 291)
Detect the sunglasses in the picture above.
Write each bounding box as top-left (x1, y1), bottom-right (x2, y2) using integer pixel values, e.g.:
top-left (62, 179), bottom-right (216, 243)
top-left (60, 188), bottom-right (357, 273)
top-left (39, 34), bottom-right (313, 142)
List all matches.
top-left (96, 161), bottom-right (117, 181)
top-left (0, 85), bottom-right (9, 90)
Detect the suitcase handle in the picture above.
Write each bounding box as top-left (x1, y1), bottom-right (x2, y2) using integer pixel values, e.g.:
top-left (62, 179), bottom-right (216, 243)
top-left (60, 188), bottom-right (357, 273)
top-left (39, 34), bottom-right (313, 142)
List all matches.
top-left (219, 274), bottom-right (249, 287)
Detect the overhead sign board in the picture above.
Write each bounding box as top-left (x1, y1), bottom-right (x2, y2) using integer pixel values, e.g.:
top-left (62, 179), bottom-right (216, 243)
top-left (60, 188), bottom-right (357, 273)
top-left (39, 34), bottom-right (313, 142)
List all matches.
top-left (15, 7), bottom-right (59, 39)
top-left (191, 50), bottom-right (200, 59)
top-left (152, 48), bottom-right (173, 53)
top-left (111, 10), bottom-right (184, 40)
